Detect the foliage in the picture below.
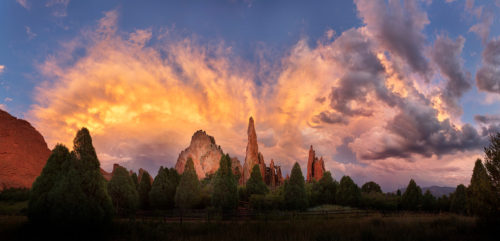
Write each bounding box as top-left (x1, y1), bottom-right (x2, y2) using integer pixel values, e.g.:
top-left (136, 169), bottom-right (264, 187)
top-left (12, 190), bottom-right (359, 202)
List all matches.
top-left (401, 179), bottom-right (422, 210)
top-left (29, 128), bottom-right (113, 226)
top-left (131, 172), bottom-right (139, 190)
top-left (450, 184), bottom-right (467, 215)
top-left (284, 162), bottom-right (308, 210)
top-left (149, 167), bottom-right (180, 210)
top-left (467, 159), bottom-right (496, 216)
top-left (421, 190), bottom-right (436, 212)
top-left (212, 154), bottom-right (238, 211)
top-left (336, 176), bottom-right (361, 207)
top-left (361, 192), bottom-right (398, 210)
top-left (246, 164), bottom-right (268, 196)
top-left (436, 195), bottom-right (451, 212)
top-left (309, 171), bottom-right (337, 206)
top-left (138, 170), bottom-right (152, 209)
top-left (175, 158), bottom-right (201, 209)
top-left (0, 188), bottom-right (30, 202)
top-left (107, 165), bottom-right (139, 215)
top-left (361, 181), bottom-right (382, 194)
top-left (249, 193), bottom-right (284, 211)
top-left (484, 133), bottom-right (500, 195)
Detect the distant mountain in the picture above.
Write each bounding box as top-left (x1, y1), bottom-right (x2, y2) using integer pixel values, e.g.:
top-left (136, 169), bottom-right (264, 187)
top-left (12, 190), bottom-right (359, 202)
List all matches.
top-left (396, 186), bottom-right (455, 197)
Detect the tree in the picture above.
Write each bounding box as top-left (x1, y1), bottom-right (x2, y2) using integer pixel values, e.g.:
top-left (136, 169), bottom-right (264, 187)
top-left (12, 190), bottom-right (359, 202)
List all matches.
top-left (150, 167), bottom-right (179, 210)
top-left (484, 133), bottom-right (500, 195)
top-left (246, 164), bottom-right (268, 196)
top-left (107, 165), bottom-right (139, 215)
top-left (212, 154), bottom-right (238, 211)
top-left (310, 171), bottom-right (337, 205)
top-left (175, 158), bottom-right (201, 209)
top-left (361, 181), bottom-right (382, 194)
top-left (28, 144), bottom-right (71, 222)
top-left (336, 176), bottom-right (361, 207)
top-left (421, 190), bottom-right (436, 212)
top-left (32, 128), bottom-right (113, 226)
top-left (131, 172), bottom-right (139, 190)
top-left (284, 162), bottom-right (308, 210)
top-left (467, 159), bottom-right (495, 216)
top-left (401, 179), bottom-right (422, 210)
top-left (138, 170), bottom-right (152, 209)
top-left (450, 184), bottom-right (467, 214)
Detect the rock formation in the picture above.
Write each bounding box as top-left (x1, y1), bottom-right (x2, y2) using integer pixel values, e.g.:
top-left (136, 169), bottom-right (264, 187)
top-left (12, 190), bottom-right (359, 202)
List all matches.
top-left (175, 130), bottom-right (241, 179)
top-left (0, 110), bottom-right (51, 190)
top-left (306, 145), bottom-right (325, 182)
top-left (138, 168), bottom-right (153, 184)
top-left (242, 117), bottom-right (266, 183)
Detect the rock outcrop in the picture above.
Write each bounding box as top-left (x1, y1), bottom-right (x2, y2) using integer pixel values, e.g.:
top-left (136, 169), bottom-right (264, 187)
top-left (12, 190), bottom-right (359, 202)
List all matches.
top-left (242, 117), bottom-right (266, 183)
top-left (0, 110), bottom-right (51, 190)
top-left (175, 130), bottom-right (241, 179)
top-left (138, 168), bottom-right (153, 184)
top-left (265, 159), bottom-right (284, 187)
top-left (306, 145), bottom-right (325, 182)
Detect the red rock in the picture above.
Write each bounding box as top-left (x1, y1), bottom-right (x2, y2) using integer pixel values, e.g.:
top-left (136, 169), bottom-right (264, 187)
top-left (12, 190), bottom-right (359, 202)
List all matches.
top-left (0, 110), bottom-right (51, 190)
top-left (242, 117), bottom-right (266, 183)
top-left (306, 145), bottom-right (325, 182)
top-left (276, 166), bottom-right (284, 185)
top-left (138, 168), bottom-right (153, 184)
top-left (269, 159), bottom-right (276, 187)
top-left (101, 168), bottom-right (113, 181)
top-left (175, 130), bottom-right (241, 179)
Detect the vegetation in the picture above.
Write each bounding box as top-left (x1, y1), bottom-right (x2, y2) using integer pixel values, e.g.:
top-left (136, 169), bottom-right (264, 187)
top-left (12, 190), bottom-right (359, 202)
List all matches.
top-left (211, 154), bottom-right (238, 211)
top-left (467, 159), bottom-right (495, 216)
top-left (138, 170), bottom-right (152, 209)
top-left (284, 162), bottom-right (308, 210)
top-left (309, 171), bottom-right (337, 206)
top-left (174, 158), bottom-right (201, 209)
top-left (107, 165), bottom-right (139, 216)
top-left (246, 164), bottom-right (268, 196)
top-left (401, 179), bottom-right (422, 211)
top-left (336, 176), bottom-right (361, 207)
top-left (149, 167), bottom-right (179, 210)
top-left (450, 184), bottom-right (467, 215)
top-left (361, 181), bottom-right (382, 194)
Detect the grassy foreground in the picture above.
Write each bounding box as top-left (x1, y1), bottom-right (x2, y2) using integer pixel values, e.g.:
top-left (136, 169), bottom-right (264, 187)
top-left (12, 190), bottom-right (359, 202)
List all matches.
top-left (0, 213), bottom-right (498, 241)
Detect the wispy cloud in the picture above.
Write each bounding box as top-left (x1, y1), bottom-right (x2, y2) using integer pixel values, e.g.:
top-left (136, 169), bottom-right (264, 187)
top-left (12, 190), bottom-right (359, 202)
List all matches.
top-left (45, 0), bottom-right (70, 17)
top-left (25, 26), bottom-right (37, 40)
top-left (0, 65), bottom-right (4, 75)
top-left (16, 0), bottom-right (29, 10)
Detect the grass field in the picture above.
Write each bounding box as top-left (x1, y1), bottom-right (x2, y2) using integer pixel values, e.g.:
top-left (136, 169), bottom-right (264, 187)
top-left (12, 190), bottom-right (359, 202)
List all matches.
top-left (1, 211), bottom-right (498, 241)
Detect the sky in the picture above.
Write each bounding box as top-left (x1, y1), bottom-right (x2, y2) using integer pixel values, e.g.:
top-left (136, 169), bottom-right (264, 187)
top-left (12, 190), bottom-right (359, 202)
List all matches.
top-left (1, 0), bottom-right (500, 191)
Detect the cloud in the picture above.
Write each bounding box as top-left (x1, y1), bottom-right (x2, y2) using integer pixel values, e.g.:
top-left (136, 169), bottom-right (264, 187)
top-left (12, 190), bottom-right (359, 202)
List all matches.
top-left (16, 0), bottom-right (29, 10)
top-left (4, 97), bottom-right (12, 102)
top-left (431, 35), bottom-right (471, 116)
top-left (354, 0), bottom-right (430, 76)
top-left (25, 26), bottom-right (37, 40)
top-left (30, 7), bottom-right (484, 190)
top-left (45, 0), bottom-right (70, 17)
top-left (0, 65), bottom-right (4, 74)
top-left (476, 38), bottom-right (500, 94)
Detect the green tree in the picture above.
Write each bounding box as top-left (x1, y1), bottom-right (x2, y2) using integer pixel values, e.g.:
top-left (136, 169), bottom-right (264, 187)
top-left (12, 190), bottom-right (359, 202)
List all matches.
top-left (450, 184), bottom-right (467, 214)
top-left (150, 167), bottom-right (179, 210)
top-left (310, 171), bottom-right (337, 205)
top-left (336, 176), bottom-right (361, 207)
top-left (422, 190), bottom-right (436, 212)
top-left (361, 181), bottom-right (382, 194)
top-left (284, 162), bottom-right (308, 210)
top-left (28, 144), bottom-right (71, 222)
top-left (138, 170), bottom-right (152, 209)
top-left (175, 158), bottom-right (201, 209)
top-left (246, 164), bottom-right (268, 196)
top-left (401, 179), bottom-right (422, 210)
top-left (484, 133), bottom-right (500, 213)
top-left (107, 165), bottom-right (139, 215)
top-left (467, 159), bottom-right (495, 216)
top-left (131, 172), bottom-right (139, 190)
top-left (212, 154), bottom-right (238, 211)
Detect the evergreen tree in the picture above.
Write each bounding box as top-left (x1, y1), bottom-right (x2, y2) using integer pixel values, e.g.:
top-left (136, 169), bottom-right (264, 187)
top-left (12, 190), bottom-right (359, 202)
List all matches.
top-left (107, 165), bottom-right (139, 215)
top-left (138, 170), bottom-right (152, 209)
top-left (484, 133), bottom-right (500, 212)
top-left (212, 154), bottom-right (238, 211)
top-left (467, 159), bottom-right (495, 216)
top-left (421, 190), bottom-right (436, 212)
top-left (284, 162), bottom-right (308, 210)
top-left (310, 171), bottom-right (337, 205)
top-left (450, 184), bottom-right (467, 214)
top-left (131, 172), bottom-right (139, 190)
top-left (246, 164), bottom-right (268, 196)
top-left (150, 167), bottom-right (179, 210)
top-left (175, 158), bottom-right (201, 209)
top-left (401, 179), bottom-right (422, 210)
top-left (28, 144), bottom-right (71, 222)
top-left (361, 181), bottom-right (382, 194)
top-left (336, 176), bottom-right (361, 207)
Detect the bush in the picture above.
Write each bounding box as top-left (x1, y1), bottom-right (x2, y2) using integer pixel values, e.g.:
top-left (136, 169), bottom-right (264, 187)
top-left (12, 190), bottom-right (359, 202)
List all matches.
top-left (0, 188), bottom-right (30, 202)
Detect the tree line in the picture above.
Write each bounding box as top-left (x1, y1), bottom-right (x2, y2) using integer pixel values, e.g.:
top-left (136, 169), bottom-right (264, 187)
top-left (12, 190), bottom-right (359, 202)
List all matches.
top-left (26, 128), bottom-right (500, 227)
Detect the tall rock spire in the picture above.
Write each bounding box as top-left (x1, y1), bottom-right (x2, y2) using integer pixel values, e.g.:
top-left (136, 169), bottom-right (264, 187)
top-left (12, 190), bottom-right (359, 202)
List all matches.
top-left (242, 116), bottom-right (266, 183)
top-left (306, 145), bottom-right (315, 182)
top-left (307, 145), bottom-right (325, 182)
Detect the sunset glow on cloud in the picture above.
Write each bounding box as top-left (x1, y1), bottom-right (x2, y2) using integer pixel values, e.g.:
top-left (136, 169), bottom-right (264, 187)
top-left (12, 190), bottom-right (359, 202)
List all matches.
top-left (2, 0), bottom-right (500, 191)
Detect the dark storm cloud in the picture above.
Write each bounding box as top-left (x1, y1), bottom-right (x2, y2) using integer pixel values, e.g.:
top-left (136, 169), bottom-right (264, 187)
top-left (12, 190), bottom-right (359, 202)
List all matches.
top-left (314, 111), bottom-right (348, 125)
top-left (431, 35), bottom-right (471, 115)
top-left (355, 0), bottom-right (430, 76)
top-left (476, 38), bottom-right (500, 94)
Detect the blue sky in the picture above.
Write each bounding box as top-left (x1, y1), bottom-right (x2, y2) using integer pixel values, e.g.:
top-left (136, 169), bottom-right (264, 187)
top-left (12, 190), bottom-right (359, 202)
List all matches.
top-left (2, 0), bottom-right (500, 190)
